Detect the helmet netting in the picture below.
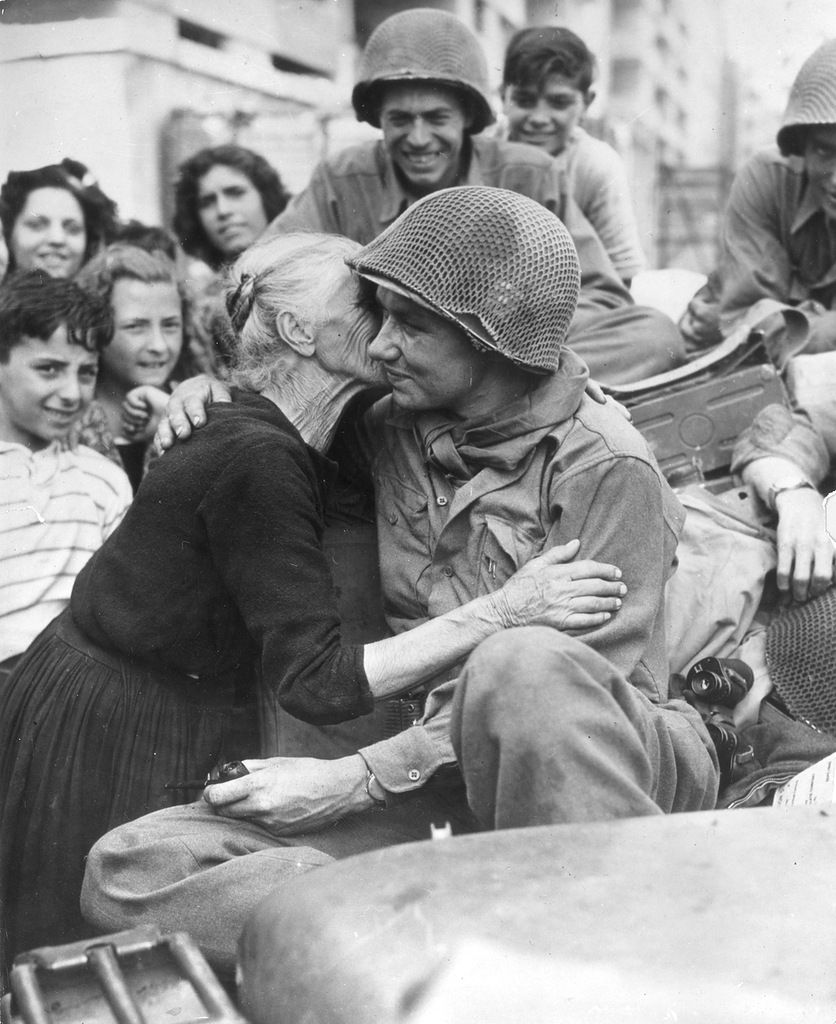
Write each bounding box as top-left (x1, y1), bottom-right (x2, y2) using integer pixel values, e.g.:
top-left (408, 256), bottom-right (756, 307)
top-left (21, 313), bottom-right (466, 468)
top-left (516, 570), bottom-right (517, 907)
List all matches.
top-left (348, 186), bottom-right (579, 373)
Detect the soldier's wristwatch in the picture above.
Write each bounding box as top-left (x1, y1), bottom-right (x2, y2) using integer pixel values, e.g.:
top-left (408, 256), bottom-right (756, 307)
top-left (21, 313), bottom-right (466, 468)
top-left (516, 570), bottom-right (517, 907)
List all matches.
top-left (767, 480), bottom-right (816, 511)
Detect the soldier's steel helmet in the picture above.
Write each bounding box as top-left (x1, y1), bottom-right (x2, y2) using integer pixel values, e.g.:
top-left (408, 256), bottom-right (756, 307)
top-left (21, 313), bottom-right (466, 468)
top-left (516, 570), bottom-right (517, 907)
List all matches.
top-left (777, 39), bottom-right (836, 156)
top-left (347, 186), bottom-right (580, 374)
top-left (352, 8), bottom-right (495, 135)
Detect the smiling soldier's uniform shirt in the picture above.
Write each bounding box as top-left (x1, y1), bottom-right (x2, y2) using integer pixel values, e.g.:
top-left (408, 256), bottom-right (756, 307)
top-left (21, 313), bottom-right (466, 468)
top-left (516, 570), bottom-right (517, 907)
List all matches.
top-left (268, 136), bottom-right (685, 385)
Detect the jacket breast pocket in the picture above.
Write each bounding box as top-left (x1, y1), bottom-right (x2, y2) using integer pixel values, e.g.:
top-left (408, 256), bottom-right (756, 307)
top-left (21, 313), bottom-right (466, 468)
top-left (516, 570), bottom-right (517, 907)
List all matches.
top-left (376, 473), bottom-right (429, 529)
top-left (375, 472), bottom-right (431, 604)
top-left (477, 514), bottom-right (542, 594)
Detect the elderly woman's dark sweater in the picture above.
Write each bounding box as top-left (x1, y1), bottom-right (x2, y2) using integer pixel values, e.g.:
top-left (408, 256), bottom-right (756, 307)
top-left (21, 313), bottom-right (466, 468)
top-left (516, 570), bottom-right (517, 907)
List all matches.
top-left (72, 391), bottom-right (371, 723)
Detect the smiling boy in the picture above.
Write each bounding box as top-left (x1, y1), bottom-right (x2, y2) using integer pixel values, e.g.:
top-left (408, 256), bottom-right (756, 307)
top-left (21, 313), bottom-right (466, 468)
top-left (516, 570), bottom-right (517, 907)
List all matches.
top-left (500, 26), bottom-right (645, 286)
top-left (0, 272), bottom-right (132, 677)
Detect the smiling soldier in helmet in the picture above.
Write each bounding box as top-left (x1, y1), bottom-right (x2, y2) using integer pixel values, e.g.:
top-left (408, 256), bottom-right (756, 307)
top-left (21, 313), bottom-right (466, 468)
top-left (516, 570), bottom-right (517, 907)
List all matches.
top-left (682, 39), bottom-right (836, 353)
top-left (268, 7), bottom-right (685, 386)
top-left (82, 188), bottom-right (718, 973)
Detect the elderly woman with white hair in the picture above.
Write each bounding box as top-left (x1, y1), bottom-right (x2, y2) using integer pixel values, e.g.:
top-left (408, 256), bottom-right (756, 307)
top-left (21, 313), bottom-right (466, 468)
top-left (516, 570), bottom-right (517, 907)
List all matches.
top-left (0, 229), bottom-right (623, 973)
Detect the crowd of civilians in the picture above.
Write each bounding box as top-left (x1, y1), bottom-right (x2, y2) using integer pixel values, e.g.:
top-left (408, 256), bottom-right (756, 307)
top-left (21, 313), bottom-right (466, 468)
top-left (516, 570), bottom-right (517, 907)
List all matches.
top-left (1, 8), bottom-right (836, 992)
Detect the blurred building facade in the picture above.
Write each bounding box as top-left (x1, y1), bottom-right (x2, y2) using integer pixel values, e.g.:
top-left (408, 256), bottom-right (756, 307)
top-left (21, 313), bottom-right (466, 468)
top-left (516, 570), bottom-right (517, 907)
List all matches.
top-left (543, 0), bottom-right (737, 271)
top-left (1, 0), bottom-right (753, 270)
top-left (0, 0), bottom-right (355, 225)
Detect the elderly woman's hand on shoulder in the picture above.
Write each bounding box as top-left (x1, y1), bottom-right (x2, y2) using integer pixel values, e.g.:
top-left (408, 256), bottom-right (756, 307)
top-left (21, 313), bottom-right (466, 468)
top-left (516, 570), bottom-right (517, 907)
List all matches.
top-left (488, 539), bottom-right (625, 633)
top-left (154, 374), bottom-right (232, 451)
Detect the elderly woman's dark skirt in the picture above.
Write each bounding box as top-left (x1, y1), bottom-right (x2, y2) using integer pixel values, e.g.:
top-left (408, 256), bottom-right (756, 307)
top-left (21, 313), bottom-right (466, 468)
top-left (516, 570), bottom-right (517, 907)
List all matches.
top-left (0, 607), bottom-right (251, 984)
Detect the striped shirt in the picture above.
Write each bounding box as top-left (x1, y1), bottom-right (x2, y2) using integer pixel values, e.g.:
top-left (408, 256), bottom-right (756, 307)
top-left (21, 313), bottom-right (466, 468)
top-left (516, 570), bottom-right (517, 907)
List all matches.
top-left (0, 440), bottom-right (132, 662)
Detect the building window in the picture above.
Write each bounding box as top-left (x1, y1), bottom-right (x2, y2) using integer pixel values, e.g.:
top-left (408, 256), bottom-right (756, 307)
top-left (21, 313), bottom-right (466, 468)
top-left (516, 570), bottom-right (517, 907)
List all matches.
top-left (271, 53), bottom-right (328, 78)
top-left (177, 19), bottom-right (225, 49)
top-left (613, 0), bottom-right (640, 31)
top-left (612, 58), bottom-right (640, 96)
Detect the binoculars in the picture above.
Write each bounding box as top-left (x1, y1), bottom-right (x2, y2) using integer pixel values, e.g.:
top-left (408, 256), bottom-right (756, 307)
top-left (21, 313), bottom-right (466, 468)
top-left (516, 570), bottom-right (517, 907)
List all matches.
top-left (166, 759), bottom-right (250, 792)
top-left (681, 657), bottom-right (754, 708)
top-left (680, 657), bottom-right (754, 787)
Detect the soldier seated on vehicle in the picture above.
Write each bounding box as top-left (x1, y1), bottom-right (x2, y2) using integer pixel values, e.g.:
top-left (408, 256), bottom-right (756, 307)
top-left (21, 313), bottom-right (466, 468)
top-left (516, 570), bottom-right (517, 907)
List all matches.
top-left (681, 39), bottom-right (836, 354)
top-left (81, 186), bottom-right (718, 975)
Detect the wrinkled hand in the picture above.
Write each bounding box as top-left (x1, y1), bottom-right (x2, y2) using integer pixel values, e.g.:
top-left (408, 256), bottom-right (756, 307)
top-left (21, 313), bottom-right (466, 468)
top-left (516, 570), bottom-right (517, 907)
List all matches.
top-left (121, 385), bottom-right (168, 442)
top-left (489, 539), bottom-right (625, 633)
top-left (774, 488), bottom-right (834, 602)
top-left (202, 755), bottom-right (368, 835)
top-left (154, 374), bottom-right (232, 453)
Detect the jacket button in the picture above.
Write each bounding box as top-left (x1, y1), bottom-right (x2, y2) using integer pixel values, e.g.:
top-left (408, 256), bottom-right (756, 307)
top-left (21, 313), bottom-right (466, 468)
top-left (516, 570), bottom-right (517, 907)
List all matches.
top-left (408, 768), bottom-right (421, 782)
top-left (436, 496), bottom-right (448, 507)
top-left (442, 566), bottom-right (453, 577)
top-left (387, 512), bottom-right (398, 525)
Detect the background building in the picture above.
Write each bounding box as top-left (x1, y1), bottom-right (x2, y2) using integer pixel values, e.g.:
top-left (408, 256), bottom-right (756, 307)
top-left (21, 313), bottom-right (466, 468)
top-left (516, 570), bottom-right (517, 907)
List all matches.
top-left (540, 0), bottom-right (732, 269)
top-left (0, 0), bottom-right (354, 225)
top-left (2, 0), bottom-right (835, 271)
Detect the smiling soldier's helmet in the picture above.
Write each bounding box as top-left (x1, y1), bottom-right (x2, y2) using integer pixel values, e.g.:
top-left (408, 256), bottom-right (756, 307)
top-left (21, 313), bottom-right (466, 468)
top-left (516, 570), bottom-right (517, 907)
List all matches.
top-left (347, 186), bottom-right (580, 374)
top-left (777, 39), bottom-right (836, 156)
top-left (351, 8), bottom-right (495, 135)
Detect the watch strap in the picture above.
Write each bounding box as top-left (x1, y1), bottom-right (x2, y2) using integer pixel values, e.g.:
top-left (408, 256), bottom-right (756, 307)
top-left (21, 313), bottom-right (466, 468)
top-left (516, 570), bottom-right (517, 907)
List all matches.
top-left (767, 480), bottom-right (816, 511)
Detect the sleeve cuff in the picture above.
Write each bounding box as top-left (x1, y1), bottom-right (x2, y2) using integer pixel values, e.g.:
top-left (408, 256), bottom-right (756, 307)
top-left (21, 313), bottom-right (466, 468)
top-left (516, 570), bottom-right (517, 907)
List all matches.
top-left (359, 726), bottom-right (449, 796)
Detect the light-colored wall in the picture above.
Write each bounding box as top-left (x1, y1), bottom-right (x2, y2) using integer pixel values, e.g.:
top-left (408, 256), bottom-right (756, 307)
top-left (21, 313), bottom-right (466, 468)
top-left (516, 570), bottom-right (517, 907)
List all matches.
top-left (678, 0), bottom-right (727, 169)
top-left (0, 0), bottom-right (345, 225)
top-left (0, 50), bottom-right (135, 211)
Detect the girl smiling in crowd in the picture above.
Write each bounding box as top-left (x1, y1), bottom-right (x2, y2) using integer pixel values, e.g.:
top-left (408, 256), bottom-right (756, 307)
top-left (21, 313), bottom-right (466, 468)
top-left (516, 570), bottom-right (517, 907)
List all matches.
top-left (0, 159), bottom-right (118, 281)
top-left (73, 243), bottom-right (194, 491)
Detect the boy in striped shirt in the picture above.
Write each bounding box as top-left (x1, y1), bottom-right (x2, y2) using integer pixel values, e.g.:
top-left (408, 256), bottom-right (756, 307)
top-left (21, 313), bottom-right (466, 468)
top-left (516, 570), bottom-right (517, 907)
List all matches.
top-left (0, 272), bottom-right (132, 680)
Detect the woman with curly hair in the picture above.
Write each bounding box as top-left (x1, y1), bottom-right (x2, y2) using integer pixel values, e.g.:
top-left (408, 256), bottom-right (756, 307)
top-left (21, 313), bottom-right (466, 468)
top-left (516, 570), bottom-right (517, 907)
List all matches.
top-left (173, 144), bottom-right (289, 270)
top-left (173, 144), bottom-right (290, 377)
top-left (0, 158), bottom-right (119, 281)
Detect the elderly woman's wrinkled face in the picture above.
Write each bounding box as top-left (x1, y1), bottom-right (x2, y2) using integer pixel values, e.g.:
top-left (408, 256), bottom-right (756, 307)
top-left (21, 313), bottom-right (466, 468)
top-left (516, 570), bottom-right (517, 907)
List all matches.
top-left (314, 272), bottom-right (386, 385)
top-left (103, 278), bottom-right (184, 390)
top-left (197, 165), bottom-right (269, 260)
top-left (10, 187), bottom-right (87, 278)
